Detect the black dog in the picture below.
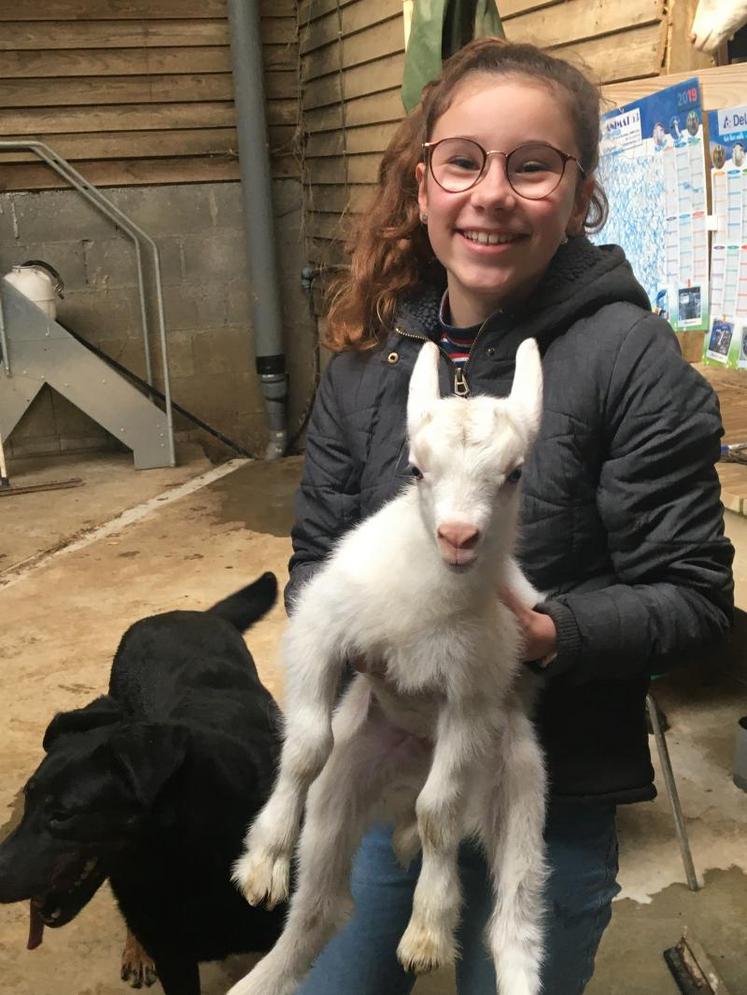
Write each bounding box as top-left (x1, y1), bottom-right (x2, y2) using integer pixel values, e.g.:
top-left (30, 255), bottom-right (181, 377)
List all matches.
top-left (0, 573), bottom-right (286, 994)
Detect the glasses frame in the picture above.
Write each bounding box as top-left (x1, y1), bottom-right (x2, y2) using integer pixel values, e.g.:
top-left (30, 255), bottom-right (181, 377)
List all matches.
top-left (422, 138), bottom-right (586, 200)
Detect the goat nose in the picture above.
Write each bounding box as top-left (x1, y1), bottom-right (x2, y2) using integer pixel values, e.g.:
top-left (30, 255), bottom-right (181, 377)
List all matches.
top-left (437, 523), bottom-right (480, 549)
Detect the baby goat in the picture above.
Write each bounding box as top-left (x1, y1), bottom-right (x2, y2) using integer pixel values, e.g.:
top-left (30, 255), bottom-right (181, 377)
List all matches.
top-left (230, 339), bottom-right (548, 995)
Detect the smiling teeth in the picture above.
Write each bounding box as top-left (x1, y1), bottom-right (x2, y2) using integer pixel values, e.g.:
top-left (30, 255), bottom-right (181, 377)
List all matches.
top-left (463, 231), bottom-right (517, 245)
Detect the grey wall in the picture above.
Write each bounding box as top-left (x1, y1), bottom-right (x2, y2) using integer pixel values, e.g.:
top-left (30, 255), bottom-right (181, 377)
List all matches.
top-left (0, 179), bottom-right (317, 461)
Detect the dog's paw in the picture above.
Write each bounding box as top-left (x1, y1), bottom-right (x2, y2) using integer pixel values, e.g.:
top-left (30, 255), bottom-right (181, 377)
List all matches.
top-left (232, 846), bottom-right (290, 910)
top-left (121, 931), bottom-right (158, 989)
top-left (397, 918), bottom-right (456, 975)
top-left (392, 821), bottom-right (421, 868)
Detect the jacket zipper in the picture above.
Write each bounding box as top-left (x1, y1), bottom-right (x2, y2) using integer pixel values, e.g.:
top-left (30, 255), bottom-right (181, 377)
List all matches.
top-left (394, 323), bottom-right (482, 398)
top-left (459, 315), bottom-right (492, 397)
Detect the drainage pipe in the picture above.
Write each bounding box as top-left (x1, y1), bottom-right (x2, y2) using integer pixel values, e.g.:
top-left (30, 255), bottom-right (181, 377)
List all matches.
top-left (227, 0), bottom-right (288, 460)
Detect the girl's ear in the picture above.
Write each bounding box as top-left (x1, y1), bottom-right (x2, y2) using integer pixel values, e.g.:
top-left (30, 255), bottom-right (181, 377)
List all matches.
top-left (567, 175), bottom-right (595, 236)
top-left (416, 161), bottom-right (429, 219)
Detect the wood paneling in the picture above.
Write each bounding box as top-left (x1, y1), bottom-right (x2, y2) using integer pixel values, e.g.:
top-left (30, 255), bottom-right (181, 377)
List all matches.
top-left (303, 52), bottom-right (405, 108)
top-left (554, 23), bottom-right (666, 84)
top-left (0, 20), bottom-right (231, 50)
top-left (0, 0), bottom-right (300, 190)
top-left (602, 61), bottom-right (747, 111)
top-left (0, 126), bottom-right (295, 163)
top-left (301, 0), bottom-right (403, 55)
top-left (302, 17), bottom-right (404, 79)
top-left (0, 0), bottom-right (297, 16)
top-left (0, 47), bottom-right (232, 77)
top-left (0, 157), bottom-right (246, 192)
top-left (503, 0), bottom-right (665, 50)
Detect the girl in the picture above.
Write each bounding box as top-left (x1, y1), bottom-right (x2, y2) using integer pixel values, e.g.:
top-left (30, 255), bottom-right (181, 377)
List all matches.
top-left (287, 38), bottom-right (733, 995)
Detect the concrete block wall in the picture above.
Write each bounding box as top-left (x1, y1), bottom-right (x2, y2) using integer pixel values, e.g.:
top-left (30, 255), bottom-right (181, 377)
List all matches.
top-left (0, 178), bottom-right (317, 461)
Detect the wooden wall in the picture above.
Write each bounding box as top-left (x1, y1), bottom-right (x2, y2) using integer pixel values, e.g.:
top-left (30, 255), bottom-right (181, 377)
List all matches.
top-left (299, 0), bottom-right (406, 275)
top-left (0, 0), bottom-right (299, 191)
top-left (299, 0), bottom-right (717, 292)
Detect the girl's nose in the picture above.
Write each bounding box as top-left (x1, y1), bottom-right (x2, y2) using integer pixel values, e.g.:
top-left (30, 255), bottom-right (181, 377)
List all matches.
top-left (471, 155), bottom-right (516, 209)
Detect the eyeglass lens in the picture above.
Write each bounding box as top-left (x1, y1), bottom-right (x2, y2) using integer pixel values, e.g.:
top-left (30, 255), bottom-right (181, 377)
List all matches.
top-left (429, 139), bottom-right (567, 198)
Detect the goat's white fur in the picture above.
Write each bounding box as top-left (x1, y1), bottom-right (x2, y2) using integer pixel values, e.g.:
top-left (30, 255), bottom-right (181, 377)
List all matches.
top-left (229, 339), bottom-right (548, 995)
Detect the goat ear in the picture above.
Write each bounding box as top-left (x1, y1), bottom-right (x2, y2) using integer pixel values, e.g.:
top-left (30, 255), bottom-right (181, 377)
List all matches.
top-left (508, 338), bottom-right (543, 441)
top-left (407, 341), bottom-right (441, 436)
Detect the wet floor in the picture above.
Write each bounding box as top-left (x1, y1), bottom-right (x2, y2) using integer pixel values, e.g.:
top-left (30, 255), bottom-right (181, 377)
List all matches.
top-left (1, 450), bottom-right (746, 994)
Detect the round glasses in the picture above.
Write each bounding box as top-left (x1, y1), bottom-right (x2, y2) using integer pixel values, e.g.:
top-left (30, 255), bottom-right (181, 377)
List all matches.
top-left (422, 138), bottom-right (585, 199)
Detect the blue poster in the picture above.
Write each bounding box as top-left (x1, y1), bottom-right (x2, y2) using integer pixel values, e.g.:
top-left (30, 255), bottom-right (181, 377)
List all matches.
top-left (593, 78), bottom-right (708, 334)
top-left (705, 104), bottom-right (747, 368)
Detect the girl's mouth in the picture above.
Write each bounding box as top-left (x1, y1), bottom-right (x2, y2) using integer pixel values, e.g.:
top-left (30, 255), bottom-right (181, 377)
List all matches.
top-left (459, 229), bottom-right (526, 248)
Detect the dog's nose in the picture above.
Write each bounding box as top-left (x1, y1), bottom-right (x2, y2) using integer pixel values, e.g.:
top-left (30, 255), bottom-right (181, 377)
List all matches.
top-left (437, 523), bottom-right (480, 550)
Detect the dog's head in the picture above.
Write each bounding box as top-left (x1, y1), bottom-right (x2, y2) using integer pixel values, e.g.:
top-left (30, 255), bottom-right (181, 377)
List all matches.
top-left (0, 695), bottom-right (188, 949)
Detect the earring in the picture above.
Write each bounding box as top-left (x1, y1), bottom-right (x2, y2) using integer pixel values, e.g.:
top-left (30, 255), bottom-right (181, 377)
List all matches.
top-left (560, 233), bottom-right (569, 245)
top-left (420, 211), bottom-right (428, 224)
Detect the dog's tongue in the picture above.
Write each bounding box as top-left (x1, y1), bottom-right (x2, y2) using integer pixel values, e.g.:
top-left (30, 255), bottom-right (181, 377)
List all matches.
top-left (27, 902), bottom-right (44, 950)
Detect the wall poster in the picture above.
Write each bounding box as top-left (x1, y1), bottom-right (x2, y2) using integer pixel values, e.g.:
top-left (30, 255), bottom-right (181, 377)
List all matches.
top-left (704, 103), bottom-right (747, 368)
top-left (594, 78), bottom-right (708, 335)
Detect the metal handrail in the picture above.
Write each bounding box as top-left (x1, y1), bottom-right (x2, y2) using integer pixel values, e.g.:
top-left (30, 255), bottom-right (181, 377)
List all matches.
top-left (0, 288), bottom-right (8, 376)
top-left (0, 139), bottom-right (175, 466)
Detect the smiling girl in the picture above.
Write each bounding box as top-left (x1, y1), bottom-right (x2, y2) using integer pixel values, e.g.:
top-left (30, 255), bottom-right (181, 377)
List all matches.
top-left (286, 38), bottom-right (733, 995)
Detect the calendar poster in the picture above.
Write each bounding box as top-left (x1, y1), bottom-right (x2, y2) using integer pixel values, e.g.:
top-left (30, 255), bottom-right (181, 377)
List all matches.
top-left (594, 78), bottom-right (708, 335)
top-left (704, 104), bottom-right (747, 368)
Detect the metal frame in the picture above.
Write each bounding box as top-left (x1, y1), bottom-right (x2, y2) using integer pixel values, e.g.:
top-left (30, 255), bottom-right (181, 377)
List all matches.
top-left (0, 286), bottom-right (8, 376)
top-left (646, 693), bottom-right (700, 891)
top-left (0, 140), bottom-right (174, 466)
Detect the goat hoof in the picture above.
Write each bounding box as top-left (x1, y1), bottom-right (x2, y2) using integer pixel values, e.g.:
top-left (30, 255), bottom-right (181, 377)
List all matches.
top-left (397, 920), bottom-right (456, 975)
top-left (233, 847), bottom-right (290, 910)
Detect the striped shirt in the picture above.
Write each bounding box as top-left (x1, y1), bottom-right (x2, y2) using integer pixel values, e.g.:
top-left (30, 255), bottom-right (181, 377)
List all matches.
top-left (437, 291), bottom-right (481, 367)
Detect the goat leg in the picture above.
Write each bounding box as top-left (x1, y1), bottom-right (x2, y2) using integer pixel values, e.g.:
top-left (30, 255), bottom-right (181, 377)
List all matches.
top-left (229, 680), bottom-right (426, 995)
top-left (397, 693), bottom-right (499, 975)
top-left (481, 703), bottom-right (547, 995)
top-left (233, 618), bottom-right (345, 908)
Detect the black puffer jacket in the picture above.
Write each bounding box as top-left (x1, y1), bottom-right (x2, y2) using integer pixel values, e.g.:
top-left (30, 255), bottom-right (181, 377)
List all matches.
top-left (287, 237), bottom-right (734, 804)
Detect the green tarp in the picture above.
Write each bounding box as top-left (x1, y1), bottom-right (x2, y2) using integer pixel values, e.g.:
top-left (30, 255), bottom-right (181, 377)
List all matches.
top-left (401, 0), bottom-right (504, 112)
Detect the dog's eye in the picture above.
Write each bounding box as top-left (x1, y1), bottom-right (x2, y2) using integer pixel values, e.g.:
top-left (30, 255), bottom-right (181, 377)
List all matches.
top-left (506, 467), bottom-right (522, 484)
top-left (409, 464), bottom-right (423, 480)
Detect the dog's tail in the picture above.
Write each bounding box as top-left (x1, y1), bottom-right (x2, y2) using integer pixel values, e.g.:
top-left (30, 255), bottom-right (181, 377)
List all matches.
top-left (209, 572), bottom-right (278, 632)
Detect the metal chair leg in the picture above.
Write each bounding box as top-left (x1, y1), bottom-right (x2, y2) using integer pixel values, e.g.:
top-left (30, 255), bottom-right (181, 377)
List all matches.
top-left (646, 693), bottom-right (700, 891)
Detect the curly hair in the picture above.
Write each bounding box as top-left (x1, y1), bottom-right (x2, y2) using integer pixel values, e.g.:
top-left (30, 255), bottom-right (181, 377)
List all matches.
top-left (324, 37), bottom-right (608, 352)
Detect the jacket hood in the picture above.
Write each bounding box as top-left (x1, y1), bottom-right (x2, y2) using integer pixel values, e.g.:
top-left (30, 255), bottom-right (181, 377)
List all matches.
top-left (396, 237), bottom-right (651, 348)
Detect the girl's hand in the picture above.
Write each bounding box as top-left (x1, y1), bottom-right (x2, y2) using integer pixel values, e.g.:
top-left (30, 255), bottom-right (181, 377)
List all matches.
top-left (498, 587), bottom-right (557, 665)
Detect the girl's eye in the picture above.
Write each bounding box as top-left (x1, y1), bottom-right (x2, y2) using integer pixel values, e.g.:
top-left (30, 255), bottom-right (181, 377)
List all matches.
top-left (409, 465), bottom-right (423, 480)
top-left (448, 155), bottom-right (480, 171)
top-left (516, 160), bottom-right (548, 174)
top-left (506, 467), bottom-right (522, 484)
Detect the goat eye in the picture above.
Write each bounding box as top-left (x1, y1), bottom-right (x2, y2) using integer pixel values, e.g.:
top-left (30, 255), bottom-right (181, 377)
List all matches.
top-left (409, 464), bottom-right (423, 480)
top-left (506, 467), bottom-right (522, 484)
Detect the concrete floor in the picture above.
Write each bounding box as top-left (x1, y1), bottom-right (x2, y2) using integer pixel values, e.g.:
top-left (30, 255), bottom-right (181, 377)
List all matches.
top-left (1, 448), bottom-right (746, 995)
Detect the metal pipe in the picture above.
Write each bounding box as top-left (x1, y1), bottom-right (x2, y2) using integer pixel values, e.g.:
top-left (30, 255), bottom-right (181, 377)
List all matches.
top-left (0, 140), bottom-right (175, 466)
top-left (227, 0), bottom-right (288, 460)
top-left (0, 285), bottom-right (9, 376)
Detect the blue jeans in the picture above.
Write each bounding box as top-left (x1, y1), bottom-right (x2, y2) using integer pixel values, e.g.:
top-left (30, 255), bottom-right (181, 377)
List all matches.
top-left (296, 799), bottom-right (619, 995)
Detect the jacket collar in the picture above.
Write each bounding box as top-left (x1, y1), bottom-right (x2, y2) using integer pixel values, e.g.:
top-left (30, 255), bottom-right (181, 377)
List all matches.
top-left (393, 237), bottom-right (650, 352)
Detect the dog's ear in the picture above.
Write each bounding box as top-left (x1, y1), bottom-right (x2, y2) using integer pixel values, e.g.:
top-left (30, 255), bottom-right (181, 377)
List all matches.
top-left (108, 723), bottom-right (189, 809)
top-left (43, 695), bottom-right (123, 752)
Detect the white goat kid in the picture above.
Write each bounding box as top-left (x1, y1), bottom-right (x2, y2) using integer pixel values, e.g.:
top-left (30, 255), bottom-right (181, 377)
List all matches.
top-left (229, 339), bottom-right (548, 995)
top-left (691, 0), bottom-right (747, 51)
